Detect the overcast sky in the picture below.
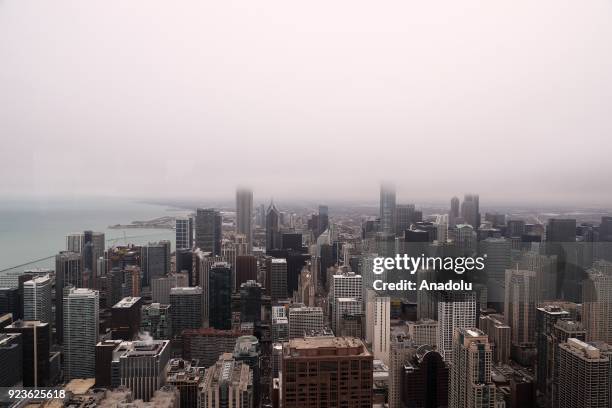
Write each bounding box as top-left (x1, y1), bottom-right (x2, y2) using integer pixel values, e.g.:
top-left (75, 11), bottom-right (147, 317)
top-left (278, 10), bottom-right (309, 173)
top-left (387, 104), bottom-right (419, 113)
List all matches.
top-left (1, 0), bottom-right (611, 206)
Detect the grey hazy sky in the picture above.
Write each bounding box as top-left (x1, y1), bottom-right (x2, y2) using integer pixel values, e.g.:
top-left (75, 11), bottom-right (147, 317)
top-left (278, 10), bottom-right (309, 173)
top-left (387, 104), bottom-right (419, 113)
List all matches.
top-left (1, 0), bottom-right (611, 206)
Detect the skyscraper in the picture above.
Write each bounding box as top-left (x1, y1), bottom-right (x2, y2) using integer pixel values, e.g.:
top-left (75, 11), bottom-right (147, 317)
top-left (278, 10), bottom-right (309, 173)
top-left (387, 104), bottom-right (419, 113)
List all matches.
top-left (4, 320), bottom-right (50, 387)
top-left (141, 302), bottom-right (172, 340)
top-left (401, 346), bottom-right (449, 408)
top-left (199, 353), bottom-right (253, 408)
top-left (380, 183), bottom-right (396, 235)
top-left (266, 202), bottom-right (281, 251)
top-left (116, 340), bottom-right (171, 402)
top-left (236, 188), bottom-right (253, 253)
top-left (0, 333), bottom-right (22, 386)
top-left (169, 287), bottom-right (203, 337)
top-left (235, 255), bottom-right (258, 291)
top-left (582, 263), bottom-right (612, 343)
top-left (460, 194), bottom-right (480, 229)
top-left (111, 296), bottom-right (142, 340)
top-left (22, 274), bottom-right (52, 324)
top-left (141, 241), bottom-right (171, 287)
top-left (239, 280), bottom-right (262, 324)
top-left (63, 287), bottom-right (99, 380)
top-left (394, 203), bottom-right (416, 236)
top-left (557, 338), bottom-right (610, 408)
top-left (536, 304), bottom-right (571, 406)
top-left (449, 328), bottom-right (496, 408)
top-left (175, 216), bottom-right (193, 250)
top-left (389, 333), bottom-right (418, 408)
top-left (372, 295), bottom-right (390, 364)
top-left (209, 262), bottom-right (232, 330)
top-left (318, 205), bottom-right (329, 237)
top-left (449, 196), bottom-right (460, 227)
top-left (330, 271), bottom-right (362, 333)
top-left (479, 237), bottom-right (511, 305)
top-left (281, 337), bottom-right (373, 407)
top-left (437, 291), bottom-right (477, 363)
top-left (54, 251), bottom-right (82, 344)
top-left (195, 208), bottom-right (222, 255)
top-left (288, 306), bottom-right (324, 338)
top-left (504, 269), bottom-right (537, 346)
top-left (267, 257), bottom-right (288, 300)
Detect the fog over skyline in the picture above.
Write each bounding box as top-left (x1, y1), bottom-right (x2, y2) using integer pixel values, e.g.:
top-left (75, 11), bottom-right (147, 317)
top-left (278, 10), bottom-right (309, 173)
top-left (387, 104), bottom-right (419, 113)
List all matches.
top-left (1, 0), bottom-right (611, 206)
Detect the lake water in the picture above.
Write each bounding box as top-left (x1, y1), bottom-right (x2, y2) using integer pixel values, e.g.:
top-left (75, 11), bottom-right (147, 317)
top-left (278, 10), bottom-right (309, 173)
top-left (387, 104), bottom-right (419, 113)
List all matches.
top-left (0, 197), bottom-right (189, 272)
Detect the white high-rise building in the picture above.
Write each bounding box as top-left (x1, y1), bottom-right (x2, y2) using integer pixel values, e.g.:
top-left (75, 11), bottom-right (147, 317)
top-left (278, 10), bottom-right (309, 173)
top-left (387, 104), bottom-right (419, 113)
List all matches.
top-left (288, 306), bottom-right (324, 338)
top-left (438, 291), bottom-right (476, 363)
top-left (23, 274), bottom-right (52, 323)
top-left (329, 271), bottom-right (362, 332)
top-left (63, 287), bottom-right (99, 380)
top-left (371, 293), bottom-right (390, 364)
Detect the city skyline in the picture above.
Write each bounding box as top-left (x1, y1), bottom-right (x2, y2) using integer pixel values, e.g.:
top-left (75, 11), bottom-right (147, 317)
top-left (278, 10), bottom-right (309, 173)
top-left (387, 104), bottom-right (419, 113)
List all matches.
top-left (1, 1), bottom-right (612, 204)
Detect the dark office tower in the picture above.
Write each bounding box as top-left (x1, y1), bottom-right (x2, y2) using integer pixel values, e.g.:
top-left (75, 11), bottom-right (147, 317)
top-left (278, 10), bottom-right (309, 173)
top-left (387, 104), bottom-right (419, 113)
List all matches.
top-left (266, 202), bottom-right (281, 251)
top-left (239, 280), bottom-right (262, 324)
top-left (461, 194), bottom-right (480, 229)
top-left (111, 297), bottom-right (143, 340)
top-left (0, 288), bottom-right (21, 320)
top-left (536, 305), bottom-right (570, 407)
top-left (175, 247), bottom-right (193, 276)
top-left (449, 196), bottom-right (460, 227)
top-left (0, 333), bottom-right (22, 386)
top-left (4, 321), bottom-right (50, 387)
top-left (233, 335), bottom-right (261, 407)
top-left (394, 204), bottom-right (416, 236)
top-left (281, 337), bottom-right (373, 408)
top-left (82, 231), bottom-right (105, 282)
top-left (380, 183), bottom-right (396, 235)
top-left (319, 243), bottom-right (334, 290)
top-left (95, 339), bottom-right (122, 387)
top-left (141, 241), bottom-right (171, 287)
top-left (545, 218), bottom-right (578, 300)
top-left (169, 287), bottom-right (203, 337)
top-left (484, 212), bottom-right (505, 228)
top-left (166, 358), bottom-right (204, 408)
top-left (281, 232), bottom-right (303, 251)
top-left (265, 258), bottom-right (287, 300)
top-left (176, 217), bottom-right (193, 250)
top-left (318, 205), bottom-right (329, 236)
top-left (480, 237), bottom-right (511, 305)
top-left (209, 262), bottom-right (232, 330)
top-left (235, 255), bottom-right (258, 291)
top-left (236, 188), bottom-right (253, 253)
top-left (506, 219), bottom-right (526, 238)
top-left (195, 208), bottom-right (222, 255)
top-left (107, 267), bottom-right (124, 308)
top-left (54, 251), bottom-right (82, 344)
top-left (401, 346), bottom-right (449, 408)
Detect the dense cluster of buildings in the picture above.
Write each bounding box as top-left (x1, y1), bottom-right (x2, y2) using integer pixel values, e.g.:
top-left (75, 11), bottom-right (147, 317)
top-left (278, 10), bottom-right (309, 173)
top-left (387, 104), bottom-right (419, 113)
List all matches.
top-left (0, 184), bottom-right (611, 407)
